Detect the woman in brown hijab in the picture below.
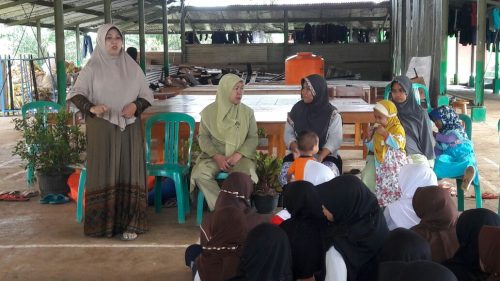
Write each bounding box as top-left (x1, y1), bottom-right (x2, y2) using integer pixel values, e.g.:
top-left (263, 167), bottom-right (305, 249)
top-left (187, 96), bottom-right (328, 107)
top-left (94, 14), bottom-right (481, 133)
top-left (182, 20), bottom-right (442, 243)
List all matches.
top-left (196, 206), bottom-right (247, 281)
top-left (200, 172), bottom-right (266, 245)
top-left (479, 226), bottom-right (500, 281)
top-left (67, 24), bottom-right (153, 240)
top-left (410, 186), bottom-right (459, 262)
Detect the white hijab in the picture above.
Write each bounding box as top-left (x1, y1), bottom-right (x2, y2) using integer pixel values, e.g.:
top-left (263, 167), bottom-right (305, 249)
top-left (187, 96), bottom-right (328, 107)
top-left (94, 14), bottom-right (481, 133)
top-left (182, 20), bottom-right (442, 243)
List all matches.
top-left (67, 24), bottom-right (153, 130)
top-left (386, 163), bottom-right (438, 230)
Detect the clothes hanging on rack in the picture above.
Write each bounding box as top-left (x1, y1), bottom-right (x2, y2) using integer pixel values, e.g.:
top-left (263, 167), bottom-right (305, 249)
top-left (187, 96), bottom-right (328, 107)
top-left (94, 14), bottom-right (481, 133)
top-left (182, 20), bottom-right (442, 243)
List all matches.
top-left (81, 35), bottom-right (93, 58)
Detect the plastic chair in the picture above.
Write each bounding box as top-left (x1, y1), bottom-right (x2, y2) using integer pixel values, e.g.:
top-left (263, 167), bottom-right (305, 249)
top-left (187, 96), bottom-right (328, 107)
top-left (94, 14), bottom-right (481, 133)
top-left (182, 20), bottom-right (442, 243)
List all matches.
top-left (450, 114), bottom-right (482, 211)
top-left (21, 101), bottom-right (63, 186)
top-left (384, 83), bottom-right (431, 112)
top-left (498, 119), bottom-right (500, 214)
top-left (196, 171), bottom-right (229, 225)
top-left (145, 112), bottom-right (195, 224)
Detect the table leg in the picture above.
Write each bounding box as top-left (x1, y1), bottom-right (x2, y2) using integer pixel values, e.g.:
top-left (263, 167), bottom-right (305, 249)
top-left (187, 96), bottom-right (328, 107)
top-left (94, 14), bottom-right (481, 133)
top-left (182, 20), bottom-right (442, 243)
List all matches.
top-left (362, 123), bottom-right (369, 159)
top-left (354, 123), bottom-right (361, 146)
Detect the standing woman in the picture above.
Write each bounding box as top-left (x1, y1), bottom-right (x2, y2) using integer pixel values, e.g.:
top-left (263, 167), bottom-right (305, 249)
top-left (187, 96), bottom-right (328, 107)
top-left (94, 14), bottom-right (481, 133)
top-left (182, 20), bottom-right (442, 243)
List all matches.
top-left (279, 74), bottom-right (342, 186)
top-left (390, 76), bottom-right (435, 166)
top-left (190, 74), bottom-right (258, 211)
top-left (67, 24), bottom-right (154, 240)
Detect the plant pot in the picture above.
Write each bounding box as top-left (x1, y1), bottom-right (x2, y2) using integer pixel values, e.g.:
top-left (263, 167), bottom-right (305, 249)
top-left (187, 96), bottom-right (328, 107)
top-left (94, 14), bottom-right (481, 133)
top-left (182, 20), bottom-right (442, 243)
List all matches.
top-left (252, 194), bottom-right (279, 214)
top-left (37, 168), bottom-right (74, 197)
top-left (277, 192), bottom-right (284, 208)
top-left (258, 138), bottom-right (268, 147)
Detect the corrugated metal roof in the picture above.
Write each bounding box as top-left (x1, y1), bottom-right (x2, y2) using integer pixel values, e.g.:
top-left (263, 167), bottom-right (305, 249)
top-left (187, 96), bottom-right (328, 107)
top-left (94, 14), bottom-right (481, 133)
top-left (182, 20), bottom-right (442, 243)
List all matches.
top-left (0, 0), bottom-right (390, 33)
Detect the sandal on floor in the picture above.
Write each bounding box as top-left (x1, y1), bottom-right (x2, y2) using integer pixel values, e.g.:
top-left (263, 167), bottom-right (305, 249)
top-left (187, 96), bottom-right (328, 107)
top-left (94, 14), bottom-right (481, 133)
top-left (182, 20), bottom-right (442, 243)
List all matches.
top-left (49, 194), bottom-right (70, 204)
top-left (0, 192), bottom-right (29, 201)
top-left (163, 198), bottom-right (177, 208)
top-left (121, 232), bottom-right (138, 241)
top-left (461, 166), bottom-right (476, 191)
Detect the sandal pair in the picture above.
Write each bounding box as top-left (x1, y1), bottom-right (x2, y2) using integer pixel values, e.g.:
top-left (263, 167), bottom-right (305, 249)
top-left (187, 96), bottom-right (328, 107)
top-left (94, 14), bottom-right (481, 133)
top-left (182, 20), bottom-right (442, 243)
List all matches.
top-left (121, 232), bottom-right (138, 241)
top-left (39, 194), bottom-right (70, 204)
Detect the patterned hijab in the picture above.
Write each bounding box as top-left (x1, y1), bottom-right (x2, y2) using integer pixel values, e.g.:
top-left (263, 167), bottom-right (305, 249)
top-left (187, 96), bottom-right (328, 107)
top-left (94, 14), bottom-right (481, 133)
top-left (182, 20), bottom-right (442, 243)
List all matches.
top-left (429, 106), bottom-right (467, 139)
top-left (200, 74), bottom-right (252, 156)
top-left (67, 24), bottom-right (153, 130)
top-left (373, 100), bottom-right (406, 163)
top-left (390, 76), bottom-right (434, 159)
top-left (289, 74), bottom-right (336, 149)
top-left (479, 226), bottom-right (500, 281)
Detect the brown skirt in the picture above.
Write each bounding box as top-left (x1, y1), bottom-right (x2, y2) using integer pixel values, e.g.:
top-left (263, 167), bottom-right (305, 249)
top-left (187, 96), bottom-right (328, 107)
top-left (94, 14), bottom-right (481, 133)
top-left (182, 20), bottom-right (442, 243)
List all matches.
top-left (84, 117), bottom-right (149, 237)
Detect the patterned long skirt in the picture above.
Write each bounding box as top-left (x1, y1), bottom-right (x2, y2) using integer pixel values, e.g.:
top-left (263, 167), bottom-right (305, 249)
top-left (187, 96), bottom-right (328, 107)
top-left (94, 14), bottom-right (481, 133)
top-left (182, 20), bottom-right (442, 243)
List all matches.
top-left (375, 148), bottom-right (409, 207)
top-left (84, 117), bottom-right (149, 237)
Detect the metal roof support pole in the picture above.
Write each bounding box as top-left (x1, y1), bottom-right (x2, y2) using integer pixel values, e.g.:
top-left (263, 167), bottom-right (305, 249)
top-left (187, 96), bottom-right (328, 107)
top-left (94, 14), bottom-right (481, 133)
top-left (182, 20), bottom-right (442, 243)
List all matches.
top-left (76, 25), bottom-right (81, 67)
top-left (54, 0), bottom-right (66, 105)
top-left (454, 32), bottom-right (459, 85)
top-left (138, 0), bottom-right (146, 73)
top-left (36, 20), bottom-right (43, 58)
top-left (180, 0), bottom-right (186, 64)
top-left (104, 0), bottom-right (112, 23)
top-left (283, 9), bottom-right (289, 62)
top-left (472, 0), bottom-right (486, 121)
top-left (438, 0), bottom-right (450, 106)
top-left (163, 0), bottom-right (169, 79)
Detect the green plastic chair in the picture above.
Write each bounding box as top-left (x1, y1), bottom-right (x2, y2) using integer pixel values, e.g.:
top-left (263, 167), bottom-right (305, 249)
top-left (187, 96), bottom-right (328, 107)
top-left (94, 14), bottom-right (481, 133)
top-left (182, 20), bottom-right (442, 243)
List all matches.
top-left (384, 83), bottom-right (432, 112)
top-left (452, 114), bottom-right (482, 211)
top-left (145, 112), bottom-right (195, 224)
top-left (498, 119), bottom-right (500, 214)
top-left (76, 165), bottom-right (86, 223)
top-left (196, 171), bottom-right (229, 225)
top-left (21, 101), bottom-right (63, 186)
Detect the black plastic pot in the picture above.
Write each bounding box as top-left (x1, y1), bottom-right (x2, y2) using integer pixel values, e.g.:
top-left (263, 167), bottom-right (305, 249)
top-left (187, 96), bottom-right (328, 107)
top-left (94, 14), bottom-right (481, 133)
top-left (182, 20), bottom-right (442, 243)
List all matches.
top-left (37, 168), bottom-right (74, 197)
top-left (252, 194), bottom-right (279, 214)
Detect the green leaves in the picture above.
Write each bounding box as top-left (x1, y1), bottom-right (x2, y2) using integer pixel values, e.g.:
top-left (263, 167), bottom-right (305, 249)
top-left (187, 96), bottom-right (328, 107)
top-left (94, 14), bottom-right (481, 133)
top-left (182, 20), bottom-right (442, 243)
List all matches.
top-left (12, 110), bottom-right (86, 176)
top-left (255, 152), bottom-right (282, 195)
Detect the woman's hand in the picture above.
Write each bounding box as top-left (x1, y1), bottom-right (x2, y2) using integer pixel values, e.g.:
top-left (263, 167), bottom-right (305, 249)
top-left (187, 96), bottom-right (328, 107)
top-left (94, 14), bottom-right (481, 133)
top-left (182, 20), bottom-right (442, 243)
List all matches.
top-left (90, 104), bottom-right (109, 117)
top-left (289, 141), bottom-right (300, 159)
top-left (226, 152), bottom-right (242, 167)
top-left (121, 103), bottom-right (137, 118)
top-left (213, 154), bottom-right (231, 171)
top-left (317, 148), bottom-right (331, 163)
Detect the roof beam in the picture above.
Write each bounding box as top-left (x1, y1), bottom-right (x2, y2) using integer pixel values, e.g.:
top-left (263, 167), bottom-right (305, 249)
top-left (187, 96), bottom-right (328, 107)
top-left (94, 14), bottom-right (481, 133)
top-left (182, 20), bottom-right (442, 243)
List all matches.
top-left (0, 0), bottom-right (36, 11)
top-left (185, 2), bottom-right (390, 12)
top-left (149, 16), bottom-right (387, 25)
top-left (0, 17), bottom-right (92, 32)
top-left (8, 0), bottom-right (105, 26)
top-left (32, 0), bottom-right (130, 22)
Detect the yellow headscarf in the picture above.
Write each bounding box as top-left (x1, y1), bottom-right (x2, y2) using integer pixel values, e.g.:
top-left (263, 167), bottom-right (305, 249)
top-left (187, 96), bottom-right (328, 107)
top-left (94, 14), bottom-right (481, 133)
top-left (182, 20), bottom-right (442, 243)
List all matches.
top-left (373, 100), bottom-right (406, 163)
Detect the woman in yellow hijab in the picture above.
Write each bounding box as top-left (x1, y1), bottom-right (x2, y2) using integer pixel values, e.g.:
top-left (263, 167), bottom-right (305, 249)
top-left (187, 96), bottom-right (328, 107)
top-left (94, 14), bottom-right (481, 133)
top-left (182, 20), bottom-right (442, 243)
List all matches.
top-left (363, 100), bottom-right (408, 206)
top-left (190, 74), bottom-right (258, 211)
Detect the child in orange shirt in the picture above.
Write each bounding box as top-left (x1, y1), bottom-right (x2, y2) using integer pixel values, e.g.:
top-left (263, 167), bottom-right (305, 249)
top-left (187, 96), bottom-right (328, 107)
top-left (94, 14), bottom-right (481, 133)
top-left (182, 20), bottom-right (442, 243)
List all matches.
top-left (286, 131), bottom-right (320, 182)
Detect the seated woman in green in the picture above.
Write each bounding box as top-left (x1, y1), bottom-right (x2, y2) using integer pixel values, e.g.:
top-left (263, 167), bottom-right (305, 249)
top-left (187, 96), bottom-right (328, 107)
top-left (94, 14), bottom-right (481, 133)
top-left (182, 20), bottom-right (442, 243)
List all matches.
top-left (190, 74), bottom-right (258, 210)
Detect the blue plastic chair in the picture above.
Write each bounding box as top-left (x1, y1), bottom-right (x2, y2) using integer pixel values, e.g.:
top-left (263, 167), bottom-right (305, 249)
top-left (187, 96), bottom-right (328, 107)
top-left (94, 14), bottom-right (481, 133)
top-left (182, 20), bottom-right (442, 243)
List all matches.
top-left (196, 171), bottom-right (229, 225)
top-left (145, 112), bottom-right (195, 224)
top-left (21, 101), bottom-right (63, 186)
top-left (438, 114), bottom-right (482, 211)
top-left (384, 83), bottom-right (432, 112)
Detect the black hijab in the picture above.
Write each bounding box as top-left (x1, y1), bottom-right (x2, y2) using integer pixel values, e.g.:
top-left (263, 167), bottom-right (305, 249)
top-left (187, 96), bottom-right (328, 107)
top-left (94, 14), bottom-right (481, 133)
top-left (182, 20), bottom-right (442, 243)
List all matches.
top-left (443, 209), bottom-right (500, 281)
top-left (390, 76), bottom-right (434, 159)
top-left (379, 261), bottom-right (458, 281)
top-left (289, 74), bottom-right (336, 148)
top-left (317, 175), bottom-right (389, 281)
top-left (280, 181), bottom-right (325, 279)
top-left (379, 227), bottom-right (432, 263)
top-left (228, 223), bottom-right (293, 281)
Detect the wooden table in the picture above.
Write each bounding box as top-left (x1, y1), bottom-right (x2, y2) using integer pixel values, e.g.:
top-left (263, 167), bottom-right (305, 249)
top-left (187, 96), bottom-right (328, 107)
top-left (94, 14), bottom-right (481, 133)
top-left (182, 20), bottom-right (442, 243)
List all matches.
top-left (143, 95), bottom-right (375, 159)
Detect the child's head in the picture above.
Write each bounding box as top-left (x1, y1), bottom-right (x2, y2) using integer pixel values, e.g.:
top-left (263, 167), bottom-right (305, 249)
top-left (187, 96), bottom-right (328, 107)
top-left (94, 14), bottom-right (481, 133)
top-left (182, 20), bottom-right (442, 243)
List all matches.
top-left (374, 100), bottom-right (398, 126)
top-left (429, 107), bottom-right (444, 129)
top-left (297, 131), bottom-right (319, 155)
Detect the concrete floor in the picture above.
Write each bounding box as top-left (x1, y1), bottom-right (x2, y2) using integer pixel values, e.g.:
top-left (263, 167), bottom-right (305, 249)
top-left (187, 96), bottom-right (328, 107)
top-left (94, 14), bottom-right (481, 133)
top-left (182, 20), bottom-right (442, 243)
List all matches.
top-left (0, 92), bottom-right (499, 281)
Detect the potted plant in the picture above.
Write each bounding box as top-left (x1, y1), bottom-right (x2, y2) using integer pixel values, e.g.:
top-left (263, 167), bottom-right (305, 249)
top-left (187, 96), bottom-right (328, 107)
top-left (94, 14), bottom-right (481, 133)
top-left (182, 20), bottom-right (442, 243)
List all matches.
top-left (257, 127), bottom-right (268, 147)
top-left (12, 110), bottom-right (86, 196)
top-left (253, 151), bottom-right (282, 214)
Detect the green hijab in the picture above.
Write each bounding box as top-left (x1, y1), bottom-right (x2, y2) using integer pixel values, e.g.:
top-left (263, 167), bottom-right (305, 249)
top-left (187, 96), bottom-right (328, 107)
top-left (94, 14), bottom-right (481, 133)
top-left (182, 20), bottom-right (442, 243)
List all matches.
top-left (200, 74), bottom-right (251, 156)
